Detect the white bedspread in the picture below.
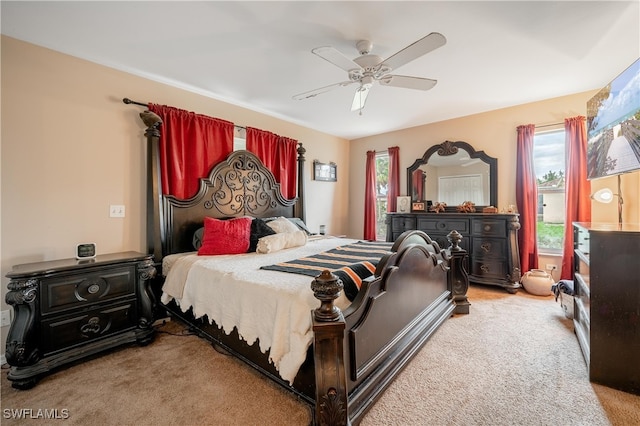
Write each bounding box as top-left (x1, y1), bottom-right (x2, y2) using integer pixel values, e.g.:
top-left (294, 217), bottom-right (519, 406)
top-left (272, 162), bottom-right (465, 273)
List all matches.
top-left (161, 236), bottom-right (358, 384)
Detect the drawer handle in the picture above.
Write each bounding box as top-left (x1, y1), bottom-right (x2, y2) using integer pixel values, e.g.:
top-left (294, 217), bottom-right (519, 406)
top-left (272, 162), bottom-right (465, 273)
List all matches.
top-left (484, 225), bottom-right (492, 231)
top-left (480, 264), bottom-right (490, 273)
top-left (481, 243), bottom-right (491, 253)
top-left (81, 317), bottom-right (101, 334)
top-left (88, 284), bottom-right (100, 294)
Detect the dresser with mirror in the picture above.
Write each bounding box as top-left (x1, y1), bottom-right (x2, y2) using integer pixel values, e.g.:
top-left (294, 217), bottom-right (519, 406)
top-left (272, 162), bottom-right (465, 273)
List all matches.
top-left (386, 140), bottom-right (521, 292)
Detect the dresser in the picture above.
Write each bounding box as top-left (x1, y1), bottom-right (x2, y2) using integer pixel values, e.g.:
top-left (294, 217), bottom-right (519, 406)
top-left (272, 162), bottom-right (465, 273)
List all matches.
top-left (386, 212), bottom-right (521, 292)
top-left (573, 222), bottom-right (640, 395)
top-left (4, 251), bottom-right (156, 389)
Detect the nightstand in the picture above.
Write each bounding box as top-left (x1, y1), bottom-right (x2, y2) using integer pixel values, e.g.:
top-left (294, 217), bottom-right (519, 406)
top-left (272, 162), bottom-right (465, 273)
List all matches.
top-left (4, 251), bottom-right (156, 389)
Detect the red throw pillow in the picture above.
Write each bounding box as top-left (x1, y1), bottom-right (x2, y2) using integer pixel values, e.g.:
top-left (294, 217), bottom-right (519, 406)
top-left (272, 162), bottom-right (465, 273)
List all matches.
top-left (198, 216), bottom-right (252, 255)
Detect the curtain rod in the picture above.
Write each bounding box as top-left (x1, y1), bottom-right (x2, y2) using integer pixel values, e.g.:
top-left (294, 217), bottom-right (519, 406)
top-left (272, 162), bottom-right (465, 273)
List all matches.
top-left (535, 122), bottom-right (563, 129)
top-left (122, 98), bottom-right (247, 131)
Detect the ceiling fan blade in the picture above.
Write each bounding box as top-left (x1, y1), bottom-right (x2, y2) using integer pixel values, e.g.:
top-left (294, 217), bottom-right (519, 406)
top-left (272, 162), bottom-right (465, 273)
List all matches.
top-left (292, 80), bottom-right (355, 100)
top-left (312, 46), bottom-right (362, 72)
top-left (381, 32), bottom-right (446, 71)
top-left (351, 85), bottom-right (371, 111)
top-left (379, 75), bottom-right (437, 91)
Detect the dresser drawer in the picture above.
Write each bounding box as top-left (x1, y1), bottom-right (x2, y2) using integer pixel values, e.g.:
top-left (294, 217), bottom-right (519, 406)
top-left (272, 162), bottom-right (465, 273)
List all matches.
top-left (41, 265), bottom-right (137, 315)
top-left (40, 299), bottom-right (138, 355)
top-left (472, 237), bottom-right (506, 259)
top-left (392, 216), bottom-right (416, 232)
top-left (471, 218), bottom-right (506, 237)
top-left (417, 217), bottom-right (469, 234)
top-left (470, 258), bottom-right (507, 279)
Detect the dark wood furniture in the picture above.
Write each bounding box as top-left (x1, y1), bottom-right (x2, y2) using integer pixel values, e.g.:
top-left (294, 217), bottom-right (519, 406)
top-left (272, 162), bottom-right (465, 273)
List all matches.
top-left (4, 252), bottom-right (156, 389)
top-left (573, 222), bottom-right (640, 395)
top-left (387, 212), bottom-right (521, 292)
top-left (137, 112), bottom-right (470, 425)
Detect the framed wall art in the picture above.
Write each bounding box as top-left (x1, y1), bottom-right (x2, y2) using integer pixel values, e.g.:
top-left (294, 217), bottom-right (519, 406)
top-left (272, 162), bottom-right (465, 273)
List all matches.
top-left (313, 160), bottom-right (337, 182)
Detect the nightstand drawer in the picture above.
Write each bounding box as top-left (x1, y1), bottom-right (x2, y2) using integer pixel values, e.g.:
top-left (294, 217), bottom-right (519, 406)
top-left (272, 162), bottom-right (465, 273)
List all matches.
top-left (472, 237), bottom-right (506, 259)
top-left (40, 299), bottom-right (137, 355)
top-left (41, 265), bottom-right (137, 315)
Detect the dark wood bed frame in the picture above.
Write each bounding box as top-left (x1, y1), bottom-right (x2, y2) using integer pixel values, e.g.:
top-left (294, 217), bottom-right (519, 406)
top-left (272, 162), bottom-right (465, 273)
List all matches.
top-left (140, 114), bottom-right (470, 425)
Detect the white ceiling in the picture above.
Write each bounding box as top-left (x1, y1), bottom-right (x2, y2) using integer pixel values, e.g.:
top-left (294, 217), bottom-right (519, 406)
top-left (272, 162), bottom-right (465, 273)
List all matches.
top-left (2, 1), bottom-right (639, 140)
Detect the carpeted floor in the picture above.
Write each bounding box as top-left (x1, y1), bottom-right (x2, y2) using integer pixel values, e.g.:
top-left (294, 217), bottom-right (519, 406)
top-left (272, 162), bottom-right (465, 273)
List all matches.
top-left (2, 285), bottom-right (639, 425)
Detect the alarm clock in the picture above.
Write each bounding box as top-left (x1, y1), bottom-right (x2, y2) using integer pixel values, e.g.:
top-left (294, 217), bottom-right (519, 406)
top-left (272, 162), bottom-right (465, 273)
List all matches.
top-left (76, 243), bottom-right (97, 260)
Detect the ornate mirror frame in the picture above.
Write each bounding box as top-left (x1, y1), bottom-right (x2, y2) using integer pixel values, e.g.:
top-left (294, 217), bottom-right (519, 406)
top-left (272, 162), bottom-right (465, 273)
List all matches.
top-left (407, 140), bottom-right (498, 211)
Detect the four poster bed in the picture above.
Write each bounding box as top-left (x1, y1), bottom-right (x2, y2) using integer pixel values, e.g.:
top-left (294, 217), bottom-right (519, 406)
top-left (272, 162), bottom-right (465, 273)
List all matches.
top-left (136, 108), bottom-right (470, 425)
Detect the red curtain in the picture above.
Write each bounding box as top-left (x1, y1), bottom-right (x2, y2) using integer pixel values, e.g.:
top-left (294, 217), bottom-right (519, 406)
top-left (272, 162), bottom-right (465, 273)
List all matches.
top-left (516, 124), bottom-right (539, 273)
top-left (561, 116), bottom-right (591, 279)
top-left (148, 104), bottom-right (234, 199)
top-left (364, 151), bottom-right (378, 241)
top-left (387, 146), bottom-right (400, 212)
top-left (246, 127), bottom-right (298, 199)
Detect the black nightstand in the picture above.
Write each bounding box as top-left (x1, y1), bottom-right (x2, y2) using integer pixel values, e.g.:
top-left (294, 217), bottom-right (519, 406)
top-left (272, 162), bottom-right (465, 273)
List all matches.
top-left (4, 251), bottom-right (156, 389)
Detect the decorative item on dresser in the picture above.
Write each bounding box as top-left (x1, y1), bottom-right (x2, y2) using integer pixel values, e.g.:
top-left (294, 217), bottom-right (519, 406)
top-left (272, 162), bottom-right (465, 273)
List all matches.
top-left (386, 212), bottom-right (521, 292)
top-left (573, 222), bottom-right (640, 395)
top-left (4, 251), bottom-right (156, 389)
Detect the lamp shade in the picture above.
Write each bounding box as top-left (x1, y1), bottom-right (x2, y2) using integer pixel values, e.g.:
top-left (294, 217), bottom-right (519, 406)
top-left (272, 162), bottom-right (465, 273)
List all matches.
top-left (591, 188), bottom-right (614, 203)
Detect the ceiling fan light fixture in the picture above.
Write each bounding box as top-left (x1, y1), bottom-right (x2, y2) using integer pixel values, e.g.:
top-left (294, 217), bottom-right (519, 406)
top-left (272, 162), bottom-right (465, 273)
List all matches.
top-left (297, 32), bottom-right (446, 110)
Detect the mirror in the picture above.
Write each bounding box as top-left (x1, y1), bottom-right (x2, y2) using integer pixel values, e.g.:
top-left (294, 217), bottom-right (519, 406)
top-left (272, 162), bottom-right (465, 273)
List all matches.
top-left (407, 140), bottom-right (497, 210)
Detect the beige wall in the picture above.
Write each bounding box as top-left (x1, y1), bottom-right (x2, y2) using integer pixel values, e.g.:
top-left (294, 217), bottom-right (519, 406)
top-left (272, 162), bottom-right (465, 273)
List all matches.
top-left (2, 35), bottom-right (639, 358)
top-left (0, 36), bottom-right (350, 354)
top-left (348, 92), bottom-right (640, 237)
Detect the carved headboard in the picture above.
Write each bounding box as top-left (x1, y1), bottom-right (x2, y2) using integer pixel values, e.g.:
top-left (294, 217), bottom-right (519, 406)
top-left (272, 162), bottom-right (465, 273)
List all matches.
top-left (141, 118), bottom-right (306, 262)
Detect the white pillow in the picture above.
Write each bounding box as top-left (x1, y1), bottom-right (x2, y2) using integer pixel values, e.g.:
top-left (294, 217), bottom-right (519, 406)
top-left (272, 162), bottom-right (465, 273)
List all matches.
top-left (267, 216), bottom-right (300, 234)
top-left (257, 230), bottom-right (307, 254)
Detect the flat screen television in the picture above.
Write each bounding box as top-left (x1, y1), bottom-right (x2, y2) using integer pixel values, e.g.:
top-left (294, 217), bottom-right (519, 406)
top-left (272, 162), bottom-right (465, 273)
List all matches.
top-left (586, 58), bottom-right (640, 180)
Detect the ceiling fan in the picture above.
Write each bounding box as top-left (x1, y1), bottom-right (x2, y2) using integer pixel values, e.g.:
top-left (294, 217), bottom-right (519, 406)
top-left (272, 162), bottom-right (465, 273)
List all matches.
top-left (293, 32), bottom-right (446, 112)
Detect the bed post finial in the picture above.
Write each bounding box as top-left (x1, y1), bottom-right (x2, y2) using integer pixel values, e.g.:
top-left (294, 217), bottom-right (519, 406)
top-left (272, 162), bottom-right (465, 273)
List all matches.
top-left (311, 270), bottom-right (349, 425)
top-left (311, 270), bottom-right (343, 321)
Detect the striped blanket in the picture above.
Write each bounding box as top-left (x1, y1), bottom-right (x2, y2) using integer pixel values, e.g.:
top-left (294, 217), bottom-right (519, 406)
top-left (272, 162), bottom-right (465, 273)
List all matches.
top-left (261, 241), bottom-right (393, 301)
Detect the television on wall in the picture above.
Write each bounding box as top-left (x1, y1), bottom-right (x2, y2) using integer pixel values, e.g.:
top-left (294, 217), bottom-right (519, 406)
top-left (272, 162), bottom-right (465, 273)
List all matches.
top-left (586, 58), bottom-right (640, 180)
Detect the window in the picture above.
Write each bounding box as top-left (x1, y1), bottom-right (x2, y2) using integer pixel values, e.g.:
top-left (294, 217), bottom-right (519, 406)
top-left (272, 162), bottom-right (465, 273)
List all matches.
top-left (375, 152), bottom-right (389, 241)
top-left (533, 129), bottom-right (566, 252)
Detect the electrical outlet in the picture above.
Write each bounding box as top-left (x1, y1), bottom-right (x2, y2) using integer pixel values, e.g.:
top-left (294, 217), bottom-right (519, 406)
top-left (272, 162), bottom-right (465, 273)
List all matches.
top-left (545, 264), bottom-right (558, 271)
top-left (1, 310), bottom-right (11, 327)
top-left (109, 204), bottom-right (125, 218)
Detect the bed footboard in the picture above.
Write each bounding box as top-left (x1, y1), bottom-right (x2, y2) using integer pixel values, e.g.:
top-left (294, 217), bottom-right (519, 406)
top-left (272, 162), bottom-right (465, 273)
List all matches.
top-left (311, 230), bottom-right (469, 425)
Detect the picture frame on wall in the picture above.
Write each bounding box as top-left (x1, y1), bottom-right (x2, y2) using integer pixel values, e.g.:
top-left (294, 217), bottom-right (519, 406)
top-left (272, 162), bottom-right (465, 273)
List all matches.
top-left (412, 201), bottom-right (426, 212)
top-left (313, 160), bottom-right (337, 182)
top-left (397, 196), bottom-right (411, 213)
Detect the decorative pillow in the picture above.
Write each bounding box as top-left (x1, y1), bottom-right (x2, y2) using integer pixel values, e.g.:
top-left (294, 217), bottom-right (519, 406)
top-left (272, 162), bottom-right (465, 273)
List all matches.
top-left (192, 227), bottom-right (205, 250)
top-left (248, 218), bottom-right (276, 252)
top-left (198, 216), bottom-right (252, 255)
top-left (267, 216), bottom-right (300, 234)
top-left (256, 230), bottom-right (307, 254)
top-left (286, 217), bottom-right (313, 235)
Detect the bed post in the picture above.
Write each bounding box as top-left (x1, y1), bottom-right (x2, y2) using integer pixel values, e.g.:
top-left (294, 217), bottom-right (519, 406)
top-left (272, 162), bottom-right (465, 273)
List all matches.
top-left (140, 111), bottom-right (165, 266)
top-left (311, 270), bottom-right (349, 426)
top-left (296, 143), bottom-right (306, 223)
top-left (447, 230), bottom-right (470, 314)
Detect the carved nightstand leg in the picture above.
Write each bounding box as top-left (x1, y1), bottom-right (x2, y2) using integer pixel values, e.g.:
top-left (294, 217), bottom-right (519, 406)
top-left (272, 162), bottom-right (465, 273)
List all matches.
top-left (135, 260), bottom-right (157, 345)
